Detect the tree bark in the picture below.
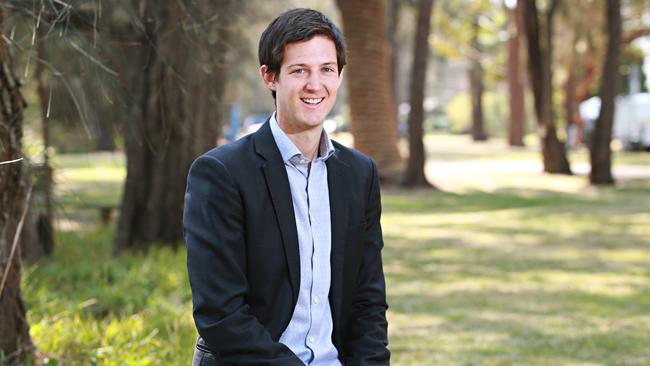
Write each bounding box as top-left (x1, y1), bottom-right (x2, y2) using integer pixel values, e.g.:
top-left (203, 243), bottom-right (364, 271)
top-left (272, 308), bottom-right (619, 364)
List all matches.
top-left (469, 15), bottom-right (488, 142)
top-left (387, 0), bottom-right (402, 106)
top-left (508, 1), bottom-right (525, 147)
top-left (590, 0), bottom-right (621, 185)
top-left (522, 0), bottom-right (572, 174)
top-left (337, 0), bottom-right (403, 182)
top-left (0, 7), bottom-right (34, 362)
top-left (403, 0), bottom-right (435, 188)
top-left (114, 0), bottom-right (233, 251)
top-left (32, 24), bottom-right (55, 259)
top-left (563, 53), bottom-right (577, 148)
top-left (573, 17), bottom-right (645, 148)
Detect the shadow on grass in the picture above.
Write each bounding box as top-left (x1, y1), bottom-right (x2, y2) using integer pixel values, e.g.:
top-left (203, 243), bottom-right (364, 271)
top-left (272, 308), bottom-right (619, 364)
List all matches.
top-left (382, 183), bottom-right (650, 364)
top-left (383, 189), bottom-right (596, 215)
top-left (384, 180), bottom-right (650, 215)
top-left (388, 287), bottom-right (650, 365)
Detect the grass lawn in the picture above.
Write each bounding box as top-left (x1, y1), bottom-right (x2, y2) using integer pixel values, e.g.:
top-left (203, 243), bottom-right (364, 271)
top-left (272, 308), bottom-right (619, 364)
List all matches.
top-left (22, 139), bottom-right (650, 365)
top-left (383, 183), bottom-right (650, 365)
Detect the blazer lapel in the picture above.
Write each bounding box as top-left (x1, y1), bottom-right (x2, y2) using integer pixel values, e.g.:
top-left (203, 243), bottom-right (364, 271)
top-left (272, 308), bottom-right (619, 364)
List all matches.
top-left (326, 150), bottom-right (350, 341)
top-left (253, 122), bottom-right (300, 303)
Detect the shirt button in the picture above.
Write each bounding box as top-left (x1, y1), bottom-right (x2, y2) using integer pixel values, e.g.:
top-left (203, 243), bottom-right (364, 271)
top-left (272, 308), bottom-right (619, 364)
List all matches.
top-left (309, 336), bottom-right (316, 343)
top-left (313, 296), bottom-right (320, 304)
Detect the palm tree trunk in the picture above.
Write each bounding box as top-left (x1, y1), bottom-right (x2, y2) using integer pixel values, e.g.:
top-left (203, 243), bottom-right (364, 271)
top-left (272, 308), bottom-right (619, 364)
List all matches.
top-left (337, 0), bottom-right (402, 182)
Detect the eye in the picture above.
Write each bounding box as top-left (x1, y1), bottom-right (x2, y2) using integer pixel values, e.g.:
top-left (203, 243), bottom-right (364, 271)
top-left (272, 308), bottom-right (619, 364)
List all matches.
top-left (323, 66), bottom-right (335, 73)
top-left (292, 68), bottom-right (305, 74)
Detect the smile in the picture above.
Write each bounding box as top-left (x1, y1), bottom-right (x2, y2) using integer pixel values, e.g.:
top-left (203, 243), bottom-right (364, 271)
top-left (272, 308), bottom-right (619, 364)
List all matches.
top-left (301, 97), bottom-right (324, 105)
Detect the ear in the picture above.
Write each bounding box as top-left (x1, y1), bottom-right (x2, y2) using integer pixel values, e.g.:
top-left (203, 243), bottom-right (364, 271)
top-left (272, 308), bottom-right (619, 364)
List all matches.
top-left (260, 65), bottom-right (277, 91)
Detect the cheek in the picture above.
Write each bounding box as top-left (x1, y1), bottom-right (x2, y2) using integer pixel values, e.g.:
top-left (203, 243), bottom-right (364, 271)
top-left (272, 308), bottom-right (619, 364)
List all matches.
top-left (327, 85), bottom-right (339, 99)
top-left (326, 79), bottom-right (341, 93)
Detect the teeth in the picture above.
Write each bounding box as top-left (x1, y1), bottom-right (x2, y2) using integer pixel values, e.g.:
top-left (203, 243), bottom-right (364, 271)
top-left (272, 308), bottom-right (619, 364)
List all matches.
top-left (302, 98), bottom-right (323, 105)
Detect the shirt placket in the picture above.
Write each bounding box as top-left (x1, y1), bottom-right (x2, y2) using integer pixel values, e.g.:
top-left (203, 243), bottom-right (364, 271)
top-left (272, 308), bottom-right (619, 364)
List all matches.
top-left (307, 160), bottom-right (322, 351)
top-left (293, 158), bottom-right (319, 355)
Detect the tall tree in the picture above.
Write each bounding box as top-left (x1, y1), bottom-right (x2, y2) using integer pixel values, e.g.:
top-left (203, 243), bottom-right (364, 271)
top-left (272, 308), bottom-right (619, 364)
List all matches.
top-left (522, 0), bottom-right (572, 174)
top-left (589, 0), bottom-right (622, 185)
top-left (337, 0), bottom-right (402, 181)
top-left (32, 23), bottom-right (55, 259)
top-left (434, 0), bottom-right (504, 140)
top-left (468, 14), bottom-right (488, 141)
top-left (569, 0), bottom-right (649, 146)
top-left (507, 0), bottom-right (525, 146)
top-left (0, 7), bottom-right (34, 362)
top-left (403, 0), bottom-right (435, 188)
top-left (387, 0), bottom-right (402, 106)
top-left (115, 0), bottom-right (234, 250)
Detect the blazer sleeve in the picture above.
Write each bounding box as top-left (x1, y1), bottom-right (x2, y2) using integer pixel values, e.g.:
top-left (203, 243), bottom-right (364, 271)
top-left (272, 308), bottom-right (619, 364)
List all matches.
top-left (343, 159), bottom-right (391, 366)
top-left (183, 154), bottom-right (303, 366)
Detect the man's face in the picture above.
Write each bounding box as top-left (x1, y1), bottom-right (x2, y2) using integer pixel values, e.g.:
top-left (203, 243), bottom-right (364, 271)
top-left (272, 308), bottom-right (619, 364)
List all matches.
top-left (261, 35), bottom-right (342, 133)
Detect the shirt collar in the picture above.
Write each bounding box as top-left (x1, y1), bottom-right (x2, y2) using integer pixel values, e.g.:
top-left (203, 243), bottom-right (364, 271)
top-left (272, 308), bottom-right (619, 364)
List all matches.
top-left (269, 112), bottom-right (335, 165)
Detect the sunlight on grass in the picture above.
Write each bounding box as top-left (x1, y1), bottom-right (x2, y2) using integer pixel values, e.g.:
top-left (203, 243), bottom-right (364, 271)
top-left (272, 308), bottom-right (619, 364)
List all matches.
top-left (24, 228), bottom-right (196, 365)
top-left (59, 166), bottom-right (126, 183)
top-left (382, 186), bottom-right (650, 365)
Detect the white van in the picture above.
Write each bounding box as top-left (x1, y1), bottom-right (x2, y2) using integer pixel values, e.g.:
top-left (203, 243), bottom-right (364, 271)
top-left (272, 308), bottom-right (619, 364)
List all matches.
top-left (580, 93), bottom-right (650, 150)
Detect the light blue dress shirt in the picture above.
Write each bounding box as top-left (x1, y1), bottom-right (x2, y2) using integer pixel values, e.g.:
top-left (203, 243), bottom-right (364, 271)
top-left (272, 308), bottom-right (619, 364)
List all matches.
top-left (270, 113), bottom-right (342, 366)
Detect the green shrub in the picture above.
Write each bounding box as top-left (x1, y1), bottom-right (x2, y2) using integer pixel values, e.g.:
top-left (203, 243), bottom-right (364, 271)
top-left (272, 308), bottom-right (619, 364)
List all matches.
top-left (23, 228), bottom-right (196, 365)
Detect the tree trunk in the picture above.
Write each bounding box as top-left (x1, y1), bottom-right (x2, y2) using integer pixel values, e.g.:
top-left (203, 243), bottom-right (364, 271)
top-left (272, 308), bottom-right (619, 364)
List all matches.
top-left (387, 0), bottom-right (402, 106)
top-left (32, 24), bottom-right (55, 259)
top-left (590, 0), bottom-right (621, 185)
top-left (522, 0), bottom-right (572, 174)
top-left (574, 56), bottom-right (599, 146)
top-left (508, 1), bottom-right (525, 147)
top-left (114, 0), bottom-right (233, 251)
top-left (403, 0), bottom-right (435, 188)
top-left (337, 0), bottom-right (402, 182)
top-left (0, 8), bottom-right (34, 362)
top-left (469, 15), bottom-right (488, 142)
top-left (563, 55), bottom-right (577, 148)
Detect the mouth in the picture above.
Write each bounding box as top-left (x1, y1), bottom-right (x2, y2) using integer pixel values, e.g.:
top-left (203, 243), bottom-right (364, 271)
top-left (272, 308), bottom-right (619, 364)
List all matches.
top-left (301, 97), bottom-right (324, 106)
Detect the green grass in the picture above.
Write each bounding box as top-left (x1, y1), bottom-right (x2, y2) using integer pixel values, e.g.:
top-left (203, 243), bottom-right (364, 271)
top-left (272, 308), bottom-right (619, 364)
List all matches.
top-left (22, 145), bottom-right (650, 365)
top-left (54, 152), bottom-right (124, 207)
top-left (382, 183), bottom-right (650, 365)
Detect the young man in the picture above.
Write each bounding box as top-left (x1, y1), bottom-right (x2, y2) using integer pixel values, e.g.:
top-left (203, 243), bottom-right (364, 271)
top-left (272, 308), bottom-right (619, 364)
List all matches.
top-left (184, 8), bottom-right (389, 366)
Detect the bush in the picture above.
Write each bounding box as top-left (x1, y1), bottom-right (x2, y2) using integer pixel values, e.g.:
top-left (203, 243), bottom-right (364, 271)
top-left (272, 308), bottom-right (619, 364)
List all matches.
top-left (23, 227), bottom-right (196, 365)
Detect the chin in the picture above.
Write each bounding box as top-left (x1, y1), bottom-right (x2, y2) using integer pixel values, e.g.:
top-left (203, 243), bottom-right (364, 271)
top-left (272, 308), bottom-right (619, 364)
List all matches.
top-left (300, 114), bottom-right (327, 128)
top-left (299, 121), bottom-right (324, 130)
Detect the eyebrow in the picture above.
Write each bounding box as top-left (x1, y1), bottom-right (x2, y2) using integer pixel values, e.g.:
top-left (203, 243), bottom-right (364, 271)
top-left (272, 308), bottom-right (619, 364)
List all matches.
top-left (287, 62), bottom-right (337, 68)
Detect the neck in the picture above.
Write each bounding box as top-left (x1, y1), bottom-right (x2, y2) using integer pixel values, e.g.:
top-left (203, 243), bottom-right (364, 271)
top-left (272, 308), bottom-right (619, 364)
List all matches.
top-left (284, 127), bottom-right (322, 161)
top-left (276, 116), bottom-right (323, 161)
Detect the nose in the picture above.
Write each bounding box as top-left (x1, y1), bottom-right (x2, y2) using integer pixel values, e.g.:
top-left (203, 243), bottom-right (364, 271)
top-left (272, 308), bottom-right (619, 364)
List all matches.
top-left (305, 72), bottom-right (322, 91)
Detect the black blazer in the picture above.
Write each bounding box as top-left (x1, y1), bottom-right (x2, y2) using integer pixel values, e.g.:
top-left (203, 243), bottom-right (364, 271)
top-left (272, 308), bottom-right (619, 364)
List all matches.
top-left (183, 121), bottom-right (389, 366)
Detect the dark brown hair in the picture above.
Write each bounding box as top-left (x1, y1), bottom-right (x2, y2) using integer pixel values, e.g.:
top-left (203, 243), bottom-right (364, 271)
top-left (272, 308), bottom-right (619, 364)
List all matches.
top-left (259, 8), bottom-right (347, 98)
